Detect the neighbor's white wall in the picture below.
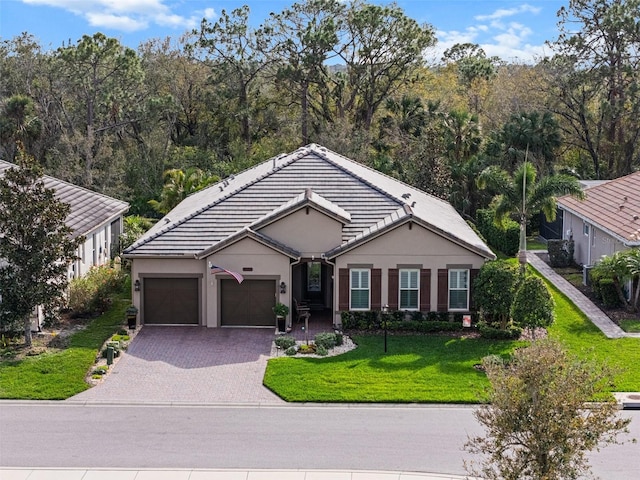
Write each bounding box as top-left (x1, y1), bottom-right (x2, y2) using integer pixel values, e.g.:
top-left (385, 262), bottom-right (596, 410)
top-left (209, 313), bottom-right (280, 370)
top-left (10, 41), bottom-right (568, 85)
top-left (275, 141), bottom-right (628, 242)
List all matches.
top-left (562, 211), bottom-right (629, 266)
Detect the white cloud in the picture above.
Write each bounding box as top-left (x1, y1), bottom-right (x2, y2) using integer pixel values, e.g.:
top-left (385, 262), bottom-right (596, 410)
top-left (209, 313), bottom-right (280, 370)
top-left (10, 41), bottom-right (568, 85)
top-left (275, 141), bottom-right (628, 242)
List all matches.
top-left (21, 0), bottom-right (200, 32)
top-left (475, 4), bottom-right (541, 21)
top-left (434, 4), bottom-right (545, 64)
top-left (86, 12), bottom-right (148, 32)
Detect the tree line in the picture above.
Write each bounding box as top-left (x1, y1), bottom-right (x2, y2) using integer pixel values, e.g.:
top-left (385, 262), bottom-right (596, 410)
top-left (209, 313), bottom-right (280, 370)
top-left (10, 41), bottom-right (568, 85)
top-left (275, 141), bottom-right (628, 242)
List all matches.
top-left (1, 0), bottom-right (638, 219)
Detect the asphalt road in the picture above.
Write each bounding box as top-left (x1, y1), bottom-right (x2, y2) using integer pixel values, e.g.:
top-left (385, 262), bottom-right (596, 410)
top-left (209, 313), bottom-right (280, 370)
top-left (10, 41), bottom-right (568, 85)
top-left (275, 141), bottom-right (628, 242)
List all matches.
top-left (1, 403), bottom-right (638, 478)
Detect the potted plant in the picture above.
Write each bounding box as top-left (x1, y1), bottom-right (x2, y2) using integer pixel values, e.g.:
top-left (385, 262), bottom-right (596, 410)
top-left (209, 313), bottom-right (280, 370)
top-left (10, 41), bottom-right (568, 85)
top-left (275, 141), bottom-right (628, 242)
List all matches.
top-left (273, 302), bottom-right (289, 333)
top-left (126, 305), bottom-right (138, 330)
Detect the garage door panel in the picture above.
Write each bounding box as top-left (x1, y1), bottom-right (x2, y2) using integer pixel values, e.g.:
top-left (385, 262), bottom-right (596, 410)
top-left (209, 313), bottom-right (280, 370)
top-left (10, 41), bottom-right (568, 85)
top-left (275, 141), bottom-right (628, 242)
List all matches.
top-left (144, 278), bottom-right (199, 325)
top-left (221, 279), bottom-right (275, 327)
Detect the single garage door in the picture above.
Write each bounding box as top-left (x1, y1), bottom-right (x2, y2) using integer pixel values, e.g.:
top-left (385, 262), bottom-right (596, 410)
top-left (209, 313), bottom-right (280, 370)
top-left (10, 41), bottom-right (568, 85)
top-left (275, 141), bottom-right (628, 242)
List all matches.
top-left (144, 277), bottom-right (199, 325)
top-left (221, 279), bottom-right (276, 327)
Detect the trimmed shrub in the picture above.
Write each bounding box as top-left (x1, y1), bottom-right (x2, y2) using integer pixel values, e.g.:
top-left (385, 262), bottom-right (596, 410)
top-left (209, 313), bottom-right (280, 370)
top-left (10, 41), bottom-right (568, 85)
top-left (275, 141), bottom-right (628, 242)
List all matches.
top-left (285, 346), bottom-right (297, 356)
top-left (476, 209), bottom-right (520, 256)
top-left (511, 276), bottom-right (555, 331)
top-left (547, 239), bottom-right (575, 267)
top-left (274, 335), bottom-right (296, 350)
top-left (314, 332), bottom-right (338, 350)
top-left (473, 260), bottom-right (520, 329)
top-left (315, 344), bottom-right (328, 356)
top-left (598, 278), bottom-right (622, 308)
top-left (478, 321), bottom-right (522, 339)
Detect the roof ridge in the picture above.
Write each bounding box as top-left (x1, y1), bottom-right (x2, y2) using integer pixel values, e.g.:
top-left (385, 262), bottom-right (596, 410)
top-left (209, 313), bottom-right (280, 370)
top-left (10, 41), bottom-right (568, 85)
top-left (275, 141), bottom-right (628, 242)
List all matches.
top-left (125, 147), bottom-right (311, 252)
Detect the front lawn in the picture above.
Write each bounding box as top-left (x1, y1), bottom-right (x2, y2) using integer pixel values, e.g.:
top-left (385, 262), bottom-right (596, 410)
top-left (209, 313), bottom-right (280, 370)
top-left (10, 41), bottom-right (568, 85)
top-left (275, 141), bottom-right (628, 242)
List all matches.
top-left (265, 264), bottom-right (640, 403)
top-left (0, 295), bottom-right (129, 399)
top-left (264, 335), bottom-right (523, 403)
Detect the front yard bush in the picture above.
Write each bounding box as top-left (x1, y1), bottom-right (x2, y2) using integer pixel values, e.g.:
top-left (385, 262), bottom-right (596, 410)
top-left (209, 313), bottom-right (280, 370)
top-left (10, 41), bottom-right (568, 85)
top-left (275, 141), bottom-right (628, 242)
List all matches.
top-left (476, 208), bottom-right (520, 256)
top-left (68, 265), bottom-right (127, 316)
top-left (274, 335), bottom-right (296, 350)
top-left (341, 311), bottom-right (472, 333)
top-left (477, 320), bottom-right (522, 339)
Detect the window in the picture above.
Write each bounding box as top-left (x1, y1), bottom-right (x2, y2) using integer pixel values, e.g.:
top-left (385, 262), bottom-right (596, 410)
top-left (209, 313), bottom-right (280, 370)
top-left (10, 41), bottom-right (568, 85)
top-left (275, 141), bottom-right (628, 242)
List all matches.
top-left (583, 222), bottom-right (590, 236)
top-left (350, 269), bottom-right (370, 310)
top-left (307, 262), bottom-right (321, 292)
top-left (449, 269), bottom-right (469, 310)
top-left (399, 269), bottom-right (419, 310)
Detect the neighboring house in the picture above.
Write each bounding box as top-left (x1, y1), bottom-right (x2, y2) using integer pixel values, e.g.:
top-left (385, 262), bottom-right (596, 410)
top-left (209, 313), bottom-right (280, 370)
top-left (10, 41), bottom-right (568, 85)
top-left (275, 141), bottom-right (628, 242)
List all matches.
top-left (124, 144), bottom-right (495, 329)
top-left (539, 180), bottom-right (610, 241)
top-left (0, 160), bottom-right (130, 327)
top-left (558, 171), bottom-right (640, 269)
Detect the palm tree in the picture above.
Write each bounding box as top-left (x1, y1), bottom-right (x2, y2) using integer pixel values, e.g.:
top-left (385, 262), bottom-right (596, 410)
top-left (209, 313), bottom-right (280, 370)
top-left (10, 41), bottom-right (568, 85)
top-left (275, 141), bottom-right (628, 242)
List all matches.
top-left (477, 162), bottom-right (584, 269)
top-left (148, 167), bottom-right (219, 215)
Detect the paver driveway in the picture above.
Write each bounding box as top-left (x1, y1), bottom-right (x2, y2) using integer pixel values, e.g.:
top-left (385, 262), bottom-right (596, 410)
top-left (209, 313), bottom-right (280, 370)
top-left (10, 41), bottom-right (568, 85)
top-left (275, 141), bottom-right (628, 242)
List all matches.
top-left (69, 326), bottom-right (284, 404)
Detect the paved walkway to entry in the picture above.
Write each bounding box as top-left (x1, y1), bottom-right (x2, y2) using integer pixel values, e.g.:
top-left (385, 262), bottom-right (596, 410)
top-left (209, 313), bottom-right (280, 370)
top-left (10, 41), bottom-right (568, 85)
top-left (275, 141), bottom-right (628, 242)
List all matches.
top-left (69, 327), bottom-right (284, 404)
top-left (527, 251), bottom-right (640, 339)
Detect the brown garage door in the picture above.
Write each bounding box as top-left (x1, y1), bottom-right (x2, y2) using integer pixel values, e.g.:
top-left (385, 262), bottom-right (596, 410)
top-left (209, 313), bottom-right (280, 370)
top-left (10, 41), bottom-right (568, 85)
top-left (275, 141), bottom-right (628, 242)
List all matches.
top-left (221, 279), bottom-right (276, 327)
top-left (143, 277), bottom-right (199, 325)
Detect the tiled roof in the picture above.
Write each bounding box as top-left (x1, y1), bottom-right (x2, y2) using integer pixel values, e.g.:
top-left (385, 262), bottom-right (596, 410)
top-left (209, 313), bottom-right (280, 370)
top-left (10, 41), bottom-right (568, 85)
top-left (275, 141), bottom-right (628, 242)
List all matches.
top-left (0, 160), bottom-right (129, 238)
top-left (558, 171), bottom-right (640, 245)
top-left (125, 144), bottom-right (494, 259)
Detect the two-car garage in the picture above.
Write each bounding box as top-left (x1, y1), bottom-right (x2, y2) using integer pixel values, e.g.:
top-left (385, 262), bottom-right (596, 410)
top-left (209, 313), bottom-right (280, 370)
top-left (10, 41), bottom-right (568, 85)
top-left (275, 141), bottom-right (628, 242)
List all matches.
top-left (142, 277), bottom-right (276, 327)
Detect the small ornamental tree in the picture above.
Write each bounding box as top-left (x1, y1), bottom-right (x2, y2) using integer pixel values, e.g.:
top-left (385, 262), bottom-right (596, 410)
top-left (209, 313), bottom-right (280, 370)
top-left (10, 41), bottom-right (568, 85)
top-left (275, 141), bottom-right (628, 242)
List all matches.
top-left (0, 146), bottom-right (81, 345)
top-left (473, 260), bottom-right (520, 329)
top-left (465, 339), bottom-right (631, 480)
top-left (511, 276), bottom-right (555, 338)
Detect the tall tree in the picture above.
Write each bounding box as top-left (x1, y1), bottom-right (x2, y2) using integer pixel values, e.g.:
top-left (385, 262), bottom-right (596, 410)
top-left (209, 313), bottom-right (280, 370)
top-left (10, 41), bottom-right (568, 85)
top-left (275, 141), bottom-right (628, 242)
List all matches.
top-left (465, 339), bottom-right (631, 480)
top-left (0, 146), bottom-right (81, 346)
top-left (547, 0), bottom-right (640, 178)
top-left (265, 0), bottom-right (343, 144)
top-left (56, 33), bottom-right (144, 187)
top-left (198, 6), bottom-right (272, 150)
top-left (148, 167), bottom-right (218, 215)
top-left (338, 1), bottom-right (436, 130)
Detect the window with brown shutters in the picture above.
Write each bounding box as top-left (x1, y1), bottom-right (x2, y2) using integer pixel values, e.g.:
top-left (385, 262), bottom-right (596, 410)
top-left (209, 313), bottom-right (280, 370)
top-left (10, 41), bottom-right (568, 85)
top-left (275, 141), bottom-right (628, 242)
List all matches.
top-left (338, 268), bottom-right (349, 311)
top-left (388, 268), bottom-right (399, 310)
top-left (437, 269), bottom-right (448, 312)
top-left (419, 269), bottom-right (431, 312)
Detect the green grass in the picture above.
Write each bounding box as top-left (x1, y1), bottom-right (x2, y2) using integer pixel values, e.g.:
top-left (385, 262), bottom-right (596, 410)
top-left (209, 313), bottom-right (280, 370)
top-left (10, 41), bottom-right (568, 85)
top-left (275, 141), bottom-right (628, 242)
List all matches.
top-left (264, 336), bottom-right (523, 403)
top-left (526, 237), bottom-right (548, 251)
top-left (619, 319), bottom-right (640, 333)
top-left (0, 295), bottom-right (130, 399)
top-left (534, 268), bottom-right (640, 392)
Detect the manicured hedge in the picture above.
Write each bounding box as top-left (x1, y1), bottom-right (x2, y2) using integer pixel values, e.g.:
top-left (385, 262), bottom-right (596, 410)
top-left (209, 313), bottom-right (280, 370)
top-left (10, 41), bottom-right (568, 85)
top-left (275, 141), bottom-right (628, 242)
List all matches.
top-left (476, 208), bottom-right (520, 256)
top-left (340, 311), bottom-right (477, 333)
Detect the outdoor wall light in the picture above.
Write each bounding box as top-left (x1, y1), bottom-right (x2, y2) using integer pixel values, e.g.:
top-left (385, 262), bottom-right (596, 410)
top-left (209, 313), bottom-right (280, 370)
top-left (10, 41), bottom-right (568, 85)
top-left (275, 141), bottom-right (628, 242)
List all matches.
top-left (279, 281), bottom-right (286, 294)
top-left (134, 279), bottom-right (141, 292)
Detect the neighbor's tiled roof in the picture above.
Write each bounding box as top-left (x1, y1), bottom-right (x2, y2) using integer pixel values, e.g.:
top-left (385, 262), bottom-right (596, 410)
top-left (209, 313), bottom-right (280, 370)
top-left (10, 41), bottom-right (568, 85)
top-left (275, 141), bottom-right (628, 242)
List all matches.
top-left (124, 144), bottom-right (494, 259)
top-left (558, 171), bottom-right (640, 245)
top-left (0, 160), bottom-right (129, 238)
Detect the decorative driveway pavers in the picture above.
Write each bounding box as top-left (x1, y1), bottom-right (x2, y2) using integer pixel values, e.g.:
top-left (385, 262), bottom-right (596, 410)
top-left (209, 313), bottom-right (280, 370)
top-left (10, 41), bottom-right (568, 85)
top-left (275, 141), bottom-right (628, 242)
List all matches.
top-left (69, 326), bottom-right (284, 404)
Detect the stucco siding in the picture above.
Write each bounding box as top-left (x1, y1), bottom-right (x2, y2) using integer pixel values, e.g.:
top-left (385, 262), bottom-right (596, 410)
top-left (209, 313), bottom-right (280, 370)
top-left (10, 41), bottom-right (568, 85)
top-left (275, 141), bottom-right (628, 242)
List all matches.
top-left (563, 211), bottom-right (629, 266)
top-left (334, 223), bottom-right (487, 324)
top-left (259, 208), bottom-right (343, 257)
top-left (208, 237), bottom-right (291, 327)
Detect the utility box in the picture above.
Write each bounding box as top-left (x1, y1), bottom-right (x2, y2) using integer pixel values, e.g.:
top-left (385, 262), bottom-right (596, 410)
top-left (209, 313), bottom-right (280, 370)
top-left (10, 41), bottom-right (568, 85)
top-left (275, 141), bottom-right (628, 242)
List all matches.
top-left (126, 305), bottom-right (138, 330)
top-left (583, 265), bottom-right (593, 286)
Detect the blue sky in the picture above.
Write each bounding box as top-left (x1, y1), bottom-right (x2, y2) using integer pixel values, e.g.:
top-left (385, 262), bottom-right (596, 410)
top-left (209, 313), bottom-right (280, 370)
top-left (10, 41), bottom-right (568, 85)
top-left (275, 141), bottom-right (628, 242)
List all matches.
top-left (1, 0), bottom-right (566, 62)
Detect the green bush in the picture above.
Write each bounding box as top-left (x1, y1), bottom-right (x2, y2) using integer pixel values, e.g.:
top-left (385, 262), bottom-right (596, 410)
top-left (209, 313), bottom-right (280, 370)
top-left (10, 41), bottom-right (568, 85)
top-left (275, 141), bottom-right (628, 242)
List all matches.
top-left (68, 265), bottom-right (127, 316)
top-left (598, 278), bottom-right (621, 308)
top-left (473, 260), bottom-right (520, 328)
top-left (100, 341), bottom-right (121, 359)
top-left (315, 344), bottom-right (328, 356)
top-left (314, 332), bottom-right (338, 350)
top-left (478, 321), bottom-right (522, 339)
top-left (274, 335), bottom-right (297, 350)
top-left (334, 332), bottom-right (344, 346)
top-left (547, 239), bottom-right (575, 267)
top-left (476, 209), bottom-right (520, 256)
top-left (285, 346), bottom-right (297, 356)
top-left (511, 276), bottom-right (555, 331)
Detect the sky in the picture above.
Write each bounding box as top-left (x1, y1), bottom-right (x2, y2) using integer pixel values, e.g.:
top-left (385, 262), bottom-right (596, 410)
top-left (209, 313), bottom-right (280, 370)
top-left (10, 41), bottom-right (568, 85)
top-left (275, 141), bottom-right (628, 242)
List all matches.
top-left (0, 0), bottom-right (567, 63)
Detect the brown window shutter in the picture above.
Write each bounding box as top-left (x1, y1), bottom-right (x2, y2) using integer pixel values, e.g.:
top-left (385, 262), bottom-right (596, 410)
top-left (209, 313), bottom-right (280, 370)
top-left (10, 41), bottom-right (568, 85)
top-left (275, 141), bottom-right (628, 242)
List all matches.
top-left (420, 269), bottom-right (431, 312)
top-left (371, 268), bottom-right (382, 311)
top-left (469, 268), bottom-right (480, 311)
top-left (338, 268), bottom-right (349, 311)
top-left (388, 269), bottom-right (399, 310)
top-left (437, 269), bottom-right (448, 312)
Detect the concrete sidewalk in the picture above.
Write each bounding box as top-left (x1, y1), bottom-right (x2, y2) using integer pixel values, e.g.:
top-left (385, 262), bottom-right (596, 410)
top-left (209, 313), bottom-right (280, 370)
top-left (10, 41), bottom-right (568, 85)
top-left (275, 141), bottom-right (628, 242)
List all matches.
top-left (0, 468), bottom-right (469, 479)
top-left (527, 251), bottom-right (640, 339)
